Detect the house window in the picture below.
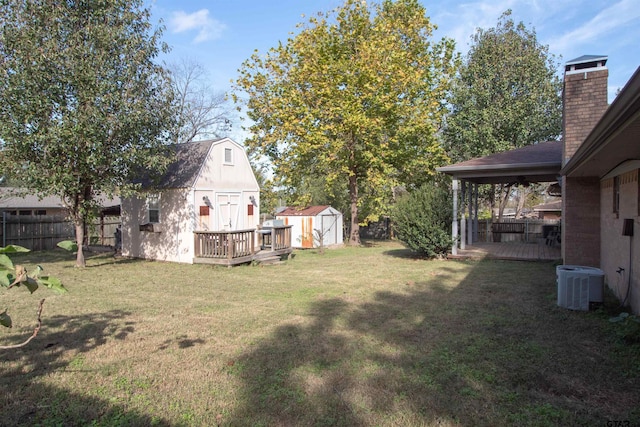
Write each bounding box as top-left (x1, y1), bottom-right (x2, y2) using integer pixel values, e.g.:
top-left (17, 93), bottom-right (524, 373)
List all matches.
top-left (34, 210), bottom-right (47, 216)
top-left (613, 176), bottom-right (620, 217)
top-left (224, 148), bottom-right (233, 165)
top-left (147, 193), bottom-right (160, 223)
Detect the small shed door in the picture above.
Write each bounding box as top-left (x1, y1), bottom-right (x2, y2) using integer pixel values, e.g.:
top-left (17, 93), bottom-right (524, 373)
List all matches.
top-left (301, 216), bottom-right (314, 248)
top-left (216, 193), bottom-right (241, 230)
top-left (321, 214), bottom-right (339, 246)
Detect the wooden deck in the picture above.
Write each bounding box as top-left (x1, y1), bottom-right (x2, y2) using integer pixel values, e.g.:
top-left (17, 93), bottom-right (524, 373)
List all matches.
top-left (450, 240), bottom-right (561, 261)
top-left (193, 226), bottom-right (293, 267)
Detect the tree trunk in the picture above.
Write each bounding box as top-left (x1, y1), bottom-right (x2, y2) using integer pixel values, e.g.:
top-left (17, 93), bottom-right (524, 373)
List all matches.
top-left (348, 174), bottom-right (361, 246)
top-left (74, 220), bottom-right (86, 267)
top-left (515, 187), bottom-right (526, 219)
top-left (497, 183), bottom-right (512, 221)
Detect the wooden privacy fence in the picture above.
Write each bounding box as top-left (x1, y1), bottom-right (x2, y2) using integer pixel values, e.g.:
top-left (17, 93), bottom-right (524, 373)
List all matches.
top-left (0, 214), bottom-right (121, 251)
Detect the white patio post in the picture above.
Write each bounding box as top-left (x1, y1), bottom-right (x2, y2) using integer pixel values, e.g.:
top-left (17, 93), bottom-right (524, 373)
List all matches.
top-left (467, 181), bottom-right (473, 247)
top-left (452, 179), bottom-right (458, 255)
top-left (460, 180), bottom-right (466, 250)
top-left (474, 183), bottom-right (479, 243)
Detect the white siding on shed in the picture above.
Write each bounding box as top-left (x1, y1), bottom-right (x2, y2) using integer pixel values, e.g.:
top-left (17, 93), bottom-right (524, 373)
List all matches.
top-left (276, 206), bottom-right (343, 249)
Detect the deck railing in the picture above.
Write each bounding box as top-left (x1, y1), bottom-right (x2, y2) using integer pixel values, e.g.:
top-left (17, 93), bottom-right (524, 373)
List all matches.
top-left (194, 229), bottom-right (255, 260)
top-left (271, 225), bottom-right (292, 250)
top-left (467, 219), bottom-right (561, 243)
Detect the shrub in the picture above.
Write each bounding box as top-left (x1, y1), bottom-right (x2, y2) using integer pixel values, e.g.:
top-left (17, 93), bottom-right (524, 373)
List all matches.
top-left (391, 183), bottom-right (453, 258)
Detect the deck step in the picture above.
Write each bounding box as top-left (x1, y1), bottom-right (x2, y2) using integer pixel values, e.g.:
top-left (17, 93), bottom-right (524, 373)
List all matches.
top-left (255, 255), bottom-right (285, 265)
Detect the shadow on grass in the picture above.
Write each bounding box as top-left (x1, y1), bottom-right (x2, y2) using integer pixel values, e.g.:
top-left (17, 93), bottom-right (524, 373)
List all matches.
top-left (9, 248), bottom-right (77, 264)
top-left (9, 248), bottom-right (141, 268)
top-left (227, 261), bottom-right (640, 426)
top-left (381, 247), bottom-right (426, 259)
top-left (158, 335), bottom-right (206, 350)
top-left (0, 311), bottom-right (173, 426)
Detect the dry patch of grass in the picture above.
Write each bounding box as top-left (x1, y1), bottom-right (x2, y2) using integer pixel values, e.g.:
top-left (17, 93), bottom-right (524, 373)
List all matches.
top-left (1, 242), bottom-right (639, 426)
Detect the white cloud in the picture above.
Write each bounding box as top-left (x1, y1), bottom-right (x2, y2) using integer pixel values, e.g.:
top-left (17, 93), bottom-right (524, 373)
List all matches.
top-left (432, 0), bottom-right (519, 53)
top-left (169, 9), bottom-right (226, 44)
top-left (550, 0), bottom-right (640, 53)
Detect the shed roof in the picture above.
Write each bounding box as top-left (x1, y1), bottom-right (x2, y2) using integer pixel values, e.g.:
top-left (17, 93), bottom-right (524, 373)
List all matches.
top-left (436, 140), bottom-right (562, 184)
top-left (277, 205), bottom-right (334, 216)
top-left (139, 139), bottom-right (219, 189)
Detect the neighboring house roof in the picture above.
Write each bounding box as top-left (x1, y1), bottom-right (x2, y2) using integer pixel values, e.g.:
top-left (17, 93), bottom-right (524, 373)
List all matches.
top-left (277, 205), bottom-right (334, 216)
top-left (533, 200), bottom-right (562, 212)
top-left (0, 188), bottom-right (65, 209)
top-left (561, 66), bottom-right (640, 178)
top-left (437, 140), bottom-right (562, 184)
top-left (0, 187), bottom-right (120, 210)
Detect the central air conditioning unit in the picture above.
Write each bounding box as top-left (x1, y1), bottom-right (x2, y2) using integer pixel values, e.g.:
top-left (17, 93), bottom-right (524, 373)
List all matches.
top-left (556, 265), bottom-right (605, 311)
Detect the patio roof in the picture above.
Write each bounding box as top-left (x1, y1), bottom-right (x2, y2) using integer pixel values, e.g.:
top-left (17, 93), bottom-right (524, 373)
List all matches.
top-left (436, 140), bottom-right (562, 184)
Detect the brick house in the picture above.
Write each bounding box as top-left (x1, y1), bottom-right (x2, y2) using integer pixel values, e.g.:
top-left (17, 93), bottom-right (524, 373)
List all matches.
top-left (561, 56), bottom-right (640, 314)
top-left (438, 55), bottom-right (640, 314)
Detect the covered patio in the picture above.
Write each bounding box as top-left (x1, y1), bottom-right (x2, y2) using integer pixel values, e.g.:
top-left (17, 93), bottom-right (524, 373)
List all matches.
top-left (436, 141), bottom-right (563, 261)
top-left (450, 241), bottom-right (561, 261)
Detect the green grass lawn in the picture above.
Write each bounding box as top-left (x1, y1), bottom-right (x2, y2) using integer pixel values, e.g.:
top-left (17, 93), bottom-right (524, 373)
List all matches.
top-left (1, 241), bottom-right (639, 426)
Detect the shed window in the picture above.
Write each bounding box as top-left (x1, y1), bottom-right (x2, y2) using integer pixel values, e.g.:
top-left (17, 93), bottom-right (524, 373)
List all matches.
top-left (147, 193), bottom-right (160, 223)
top-left (224, 148), bottom-right (233, 165)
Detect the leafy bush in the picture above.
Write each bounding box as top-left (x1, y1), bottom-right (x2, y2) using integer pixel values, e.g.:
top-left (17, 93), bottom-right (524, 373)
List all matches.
top-left (1, 243), bottom-right (70, 349)
top-left (391, 183), bottom-right (453, 258)
top-left (610, 312), bottom-right (640, 345)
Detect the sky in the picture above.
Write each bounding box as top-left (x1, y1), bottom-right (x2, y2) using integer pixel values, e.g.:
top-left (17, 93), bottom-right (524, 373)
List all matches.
top-left (149, 0), bottom-right (640, 141)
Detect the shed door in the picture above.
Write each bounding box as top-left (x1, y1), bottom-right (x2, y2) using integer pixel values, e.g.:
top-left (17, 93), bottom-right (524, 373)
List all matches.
top-left (301, 216), bottom-right (314, 248)
top-left (321, 214), bottom-right (339, 246)
top-left (216, 193), bottom-right (241, 230)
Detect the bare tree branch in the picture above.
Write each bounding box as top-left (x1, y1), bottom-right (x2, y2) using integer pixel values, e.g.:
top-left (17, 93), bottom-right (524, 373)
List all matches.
top-left (169, 57), bottom-right (234, 143)
top-left (0, 299), bottom-right (45, 350)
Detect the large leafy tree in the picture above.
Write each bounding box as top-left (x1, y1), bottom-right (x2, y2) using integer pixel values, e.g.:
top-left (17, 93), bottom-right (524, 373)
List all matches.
top-left (233, 0), bottom-right (457, 245)
top-left (0, 0), bottom-right (176, 267)
top-left (444, 10), bottom-right (562, 160)
top-left (443, 10), bottom-right (562, 219)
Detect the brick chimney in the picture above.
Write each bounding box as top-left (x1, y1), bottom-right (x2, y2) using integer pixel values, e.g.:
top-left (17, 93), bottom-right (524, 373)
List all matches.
top-left (562, 55), bottom-right (609, 164)
top-left (561, 55), bottom-right (609, 267)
